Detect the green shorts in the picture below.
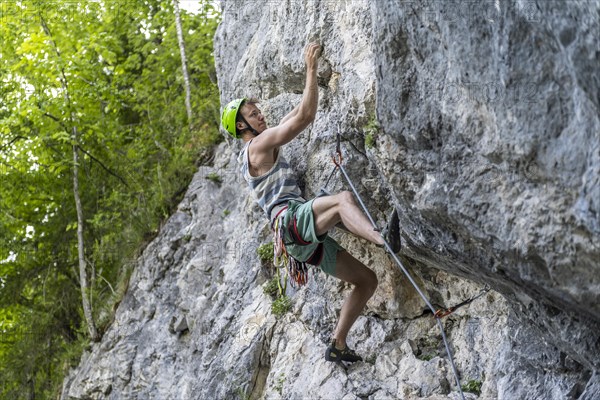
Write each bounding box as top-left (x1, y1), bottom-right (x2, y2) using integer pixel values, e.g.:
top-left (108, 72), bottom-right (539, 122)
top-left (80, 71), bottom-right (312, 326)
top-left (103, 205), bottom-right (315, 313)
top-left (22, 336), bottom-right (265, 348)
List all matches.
top-left (282, 199), bottom-right (344, 276)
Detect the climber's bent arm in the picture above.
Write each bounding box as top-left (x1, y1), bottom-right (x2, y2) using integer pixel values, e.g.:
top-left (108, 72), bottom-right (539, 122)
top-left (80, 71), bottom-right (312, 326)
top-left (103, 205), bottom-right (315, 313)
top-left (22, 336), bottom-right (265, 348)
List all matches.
top-left (251, 43), bottom-right (321, 151)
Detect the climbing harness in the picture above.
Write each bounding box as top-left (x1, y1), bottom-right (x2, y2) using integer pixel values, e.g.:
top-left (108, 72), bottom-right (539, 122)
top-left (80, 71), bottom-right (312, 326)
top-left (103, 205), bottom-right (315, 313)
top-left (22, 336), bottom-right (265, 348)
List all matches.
top-left (326, 132), bottom-right (493, 400)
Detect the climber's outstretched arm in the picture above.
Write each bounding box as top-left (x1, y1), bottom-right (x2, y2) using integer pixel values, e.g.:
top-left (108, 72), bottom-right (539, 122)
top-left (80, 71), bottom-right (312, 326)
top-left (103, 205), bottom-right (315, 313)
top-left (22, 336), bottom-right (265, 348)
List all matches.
top-left (279, 103), bottom-right (299, 125)
top-left (251, 42), bottom-right (321, 151)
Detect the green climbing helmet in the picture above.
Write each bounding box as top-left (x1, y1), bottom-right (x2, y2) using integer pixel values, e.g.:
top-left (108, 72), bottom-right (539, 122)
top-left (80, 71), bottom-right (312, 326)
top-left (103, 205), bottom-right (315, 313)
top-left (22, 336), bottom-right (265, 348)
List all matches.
top-left (221, 98), bottom-right (246, 138)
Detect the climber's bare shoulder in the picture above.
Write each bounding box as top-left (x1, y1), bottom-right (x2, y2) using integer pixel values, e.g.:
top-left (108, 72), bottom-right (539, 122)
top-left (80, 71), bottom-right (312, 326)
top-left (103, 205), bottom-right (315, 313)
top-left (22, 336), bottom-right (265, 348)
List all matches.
top-left (247, 134), bottom-right (279, 177)
top-left (251, 117), bottom-right (308, 153)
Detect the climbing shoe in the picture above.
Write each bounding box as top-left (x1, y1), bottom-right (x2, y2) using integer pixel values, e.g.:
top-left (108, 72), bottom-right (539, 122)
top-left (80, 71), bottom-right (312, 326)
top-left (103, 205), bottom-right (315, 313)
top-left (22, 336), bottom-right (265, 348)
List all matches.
top-left (325, 339), bottom-right (363, 369)
top-left (379, 208), bottom-right (401, 254)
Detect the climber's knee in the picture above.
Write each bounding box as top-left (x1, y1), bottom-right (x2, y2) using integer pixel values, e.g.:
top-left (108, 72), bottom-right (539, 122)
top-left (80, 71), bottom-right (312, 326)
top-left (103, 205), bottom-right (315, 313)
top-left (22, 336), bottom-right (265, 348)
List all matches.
top-left (338, 190), bottom-right (354, 204)
top-left (363, 268), bottom-right (378, 296)
top-left (334, 251), bottom-right (378, 295)
top-left (337, 191), bottom-right (355, 208)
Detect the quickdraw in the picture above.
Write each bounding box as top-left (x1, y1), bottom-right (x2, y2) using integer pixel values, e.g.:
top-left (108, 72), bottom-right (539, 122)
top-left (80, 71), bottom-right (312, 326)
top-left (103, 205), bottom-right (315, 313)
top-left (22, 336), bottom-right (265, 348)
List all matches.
top-left (433, 285), bottom-right (491, 319)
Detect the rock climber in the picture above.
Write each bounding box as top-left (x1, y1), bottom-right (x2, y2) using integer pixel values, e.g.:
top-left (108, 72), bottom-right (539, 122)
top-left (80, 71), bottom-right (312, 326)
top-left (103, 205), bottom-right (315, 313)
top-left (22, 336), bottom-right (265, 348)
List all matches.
top-left (221, 42), bottom-right (400, 367)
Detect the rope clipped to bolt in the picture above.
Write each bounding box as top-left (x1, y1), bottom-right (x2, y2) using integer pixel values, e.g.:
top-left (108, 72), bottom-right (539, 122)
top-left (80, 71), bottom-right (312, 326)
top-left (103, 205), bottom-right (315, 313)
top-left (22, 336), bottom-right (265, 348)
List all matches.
top-left (434, 285), bottom-right (491, 318)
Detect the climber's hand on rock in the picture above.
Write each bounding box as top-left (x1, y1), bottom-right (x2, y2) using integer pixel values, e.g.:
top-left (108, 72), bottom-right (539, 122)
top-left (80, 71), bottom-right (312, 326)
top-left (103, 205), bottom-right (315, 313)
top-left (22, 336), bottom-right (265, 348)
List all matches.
top-left (304, 42), bottom-right (321, 70)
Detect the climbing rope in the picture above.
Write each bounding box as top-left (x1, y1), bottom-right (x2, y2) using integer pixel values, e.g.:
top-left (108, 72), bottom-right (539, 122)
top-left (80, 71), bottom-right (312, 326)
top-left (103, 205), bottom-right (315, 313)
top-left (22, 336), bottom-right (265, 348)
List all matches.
top-left (327, 132), bottom-right (486, 400)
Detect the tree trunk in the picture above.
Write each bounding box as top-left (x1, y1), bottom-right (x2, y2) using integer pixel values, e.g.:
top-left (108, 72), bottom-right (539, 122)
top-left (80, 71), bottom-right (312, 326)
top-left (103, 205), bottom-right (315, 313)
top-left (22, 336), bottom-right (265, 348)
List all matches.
top-left (40, 15), bottom-right (100, 342)
top-left (172, 0), bottom-right (193, 130)
top-left (72, 128), bottom-right (100, 342)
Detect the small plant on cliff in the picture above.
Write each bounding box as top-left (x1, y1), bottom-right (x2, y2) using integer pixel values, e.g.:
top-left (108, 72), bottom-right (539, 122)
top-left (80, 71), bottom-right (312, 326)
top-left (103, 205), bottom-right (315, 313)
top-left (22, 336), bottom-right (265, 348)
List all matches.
top-left (364, 114), bottom-right (380, 149)
top-left (272, 295), bottom-right (292, 317)
top-left (461, 379), bottom-right (482, 395)
top-left (263, 277), bottom-right (280, 298)
top-left (259, 242), bottom-right (291, 317)
top-left (263, 276), bottom-right (291, 318)
top-left (263, 275), bottom-right (292, 317)
top-left (257, 242), bottom-right (274, 264)
top-left (274, 373), bottom-right (286, 395)
top-left (415, 335), bottom-right (441, 361)
top-left (235, 387), bottom-right (251, 400)
top-left (205, 172), bottom-right (223, 184)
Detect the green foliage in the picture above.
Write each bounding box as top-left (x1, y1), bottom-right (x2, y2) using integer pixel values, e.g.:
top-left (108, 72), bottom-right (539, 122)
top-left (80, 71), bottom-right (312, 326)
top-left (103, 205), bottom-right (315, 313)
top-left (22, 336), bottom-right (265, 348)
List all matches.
top-left (0, 1), bottom-right (221, 398)
top-left (274, 373), bottom-right (286, 396)
top-left (206, 172), bottom-right (223, 184)
top-left (235, 386), bottom-right (251, 400)
top-left (365, 132), bottom-right (376, 149)
top-left (258, 242), bottom-right (291, 316)
top-left (272, 296), bottom-right (292, 318)
top-left (263, 274), bottom-right (289, 317)
top-left (462, 379), bottom-right (483, 395)
top-left (257, 242), bottom-right (274, 264)
top-left (263, 277), bottom-right (280, 298)
top-left (415, 335), bottom-right (441, 361)
top-left (419, 353), bottom-right (435, 361)
top-left (364, 114), bottom-right (380, 149)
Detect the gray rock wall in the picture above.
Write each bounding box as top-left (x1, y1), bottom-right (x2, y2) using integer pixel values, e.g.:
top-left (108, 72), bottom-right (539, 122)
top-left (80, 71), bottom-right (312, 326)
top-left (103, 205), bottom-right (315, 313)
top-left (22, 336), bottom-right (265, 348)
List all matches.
top-left (63, 1), bottom-right (599, 399)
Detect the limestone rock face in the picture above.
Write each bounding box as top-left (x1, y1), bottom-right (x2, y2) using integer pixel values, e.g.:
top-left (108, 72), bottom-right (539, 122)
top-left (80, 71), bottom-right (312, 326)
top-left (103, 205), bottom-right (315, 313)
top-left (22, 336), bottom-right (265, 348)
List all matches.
top-left (63, 1), bottom-right (599, 399)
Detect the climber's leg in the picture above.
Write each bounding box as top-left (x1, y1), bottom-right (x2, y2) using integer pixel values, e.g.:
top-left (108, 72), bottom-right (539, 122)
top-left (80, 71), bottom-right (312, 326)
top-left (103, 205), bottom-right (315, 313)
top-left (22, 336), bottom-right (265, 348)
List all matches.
top-left (328, 250), bottom-right (378, 350)
top-left (312, 191), bottom-right (383, 244)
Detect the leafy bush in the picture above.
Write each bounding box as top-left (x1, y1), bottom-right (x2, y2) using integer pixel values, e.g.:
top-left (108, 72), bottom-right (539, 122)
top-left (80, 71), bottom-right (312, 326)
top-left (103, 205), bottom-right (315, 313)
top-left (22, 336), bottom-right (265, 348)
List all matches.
top-left (263, 277), bottom-right (280, 298)
top-left (257, 242), bottom-right (274, 264)
top-left (272, 296), bottom-right (292, 318)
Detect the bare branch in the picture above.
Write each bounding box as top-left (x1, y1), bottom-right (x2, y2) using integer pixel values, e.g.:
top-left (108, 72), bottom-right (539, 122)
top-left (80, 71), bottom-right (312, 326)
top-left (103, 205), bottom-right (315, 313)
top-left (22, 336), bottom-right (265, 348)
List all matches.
top-left (78, 146), bottom-right (128, 187)
top-left (0, 136), bottom-right (27, 152)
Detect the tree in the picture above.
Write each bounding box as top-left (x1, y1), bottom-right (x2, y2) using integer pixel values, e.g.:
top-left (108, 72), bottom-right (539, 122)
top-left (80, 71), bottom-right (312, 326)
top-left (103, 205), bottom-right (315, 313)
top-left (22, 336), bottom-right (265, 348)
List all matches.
top-left (39, 14), bottom-right (99, 342)
top-left (0, 1), bottom-right (221, 397)
top-left (173, 0), bottom-right (194, 130)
